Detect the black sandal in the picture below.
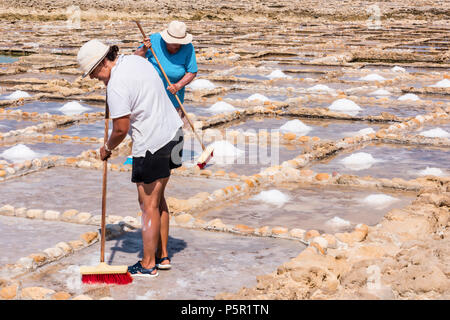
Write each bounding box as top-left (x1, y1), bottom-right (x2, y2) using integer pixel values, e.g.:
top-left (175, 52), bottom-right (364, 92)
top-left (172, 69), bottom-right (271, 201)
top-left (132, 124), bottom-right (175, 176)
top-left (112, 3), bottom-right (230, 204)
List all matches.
top-left (155, 257), bottom-right (171, 270)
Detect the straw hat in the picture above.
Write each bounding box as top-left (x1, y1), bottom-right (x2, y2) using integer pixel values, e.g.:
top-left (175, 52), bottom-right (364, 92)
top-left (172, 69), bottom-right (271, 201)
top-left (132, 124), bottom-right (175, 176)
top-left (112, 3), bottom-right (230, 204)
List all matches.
top-left (160, 21), bottom-right (193, 45)
top-left (77, 39), bottom-right (110, 78)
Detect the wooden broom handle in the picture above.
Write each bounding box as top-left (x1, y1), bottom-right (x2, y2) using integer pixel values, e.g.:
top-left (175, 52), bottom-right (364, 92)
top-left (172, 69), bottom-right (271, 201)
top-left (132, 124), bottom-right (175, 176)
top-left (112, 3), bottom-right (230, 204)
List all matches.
top-left (100, 99), bottom-right (110, 263)
top-left (134, 21), bottom-right (205, 151)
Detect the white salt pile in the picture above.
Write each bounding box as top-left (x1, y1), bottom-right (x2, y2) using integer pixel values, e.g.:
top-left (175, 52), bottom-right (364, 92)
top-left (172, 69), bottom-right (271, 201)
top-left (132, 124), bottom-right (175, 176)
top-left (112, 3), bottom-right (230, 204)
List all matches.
top-left (5, 90), bottom-right (31, 100)
top-left (187, 79), bottom-right (216, 90)
top-left (351, 128), bottom-right (376, 136)
top-left (325, 216), bottom-right (351, 229)
top-left (58, 101), bottom-right (91, 115)
top-left (362, 194), bottom-right (399, 208)
top-left (306, 84), bottom-right (336, 94)
top-left (267, 69), bottom-right (291, 79)
top-left (279, 119), bottom-right (312, 134)
top-left (418, 167), bottom-right (446, 177)
top-left (360, 73), bottom-right (386, 81)
top-left (328, 98), bottom-right (362, 115)
top-left (250, 189), bottom-right (290, 207)
top-left (59, 265), bottom-right (83, 293)
top-left (0, 144), bottom-right (44, 163)
top-left (340, 152), bottom-right (380, 170)
top-left (419, 128), bottom-right (450, 138)
top-left (207, 140), bottom-right (244, 164)
top-left (429, 79), bottom-right (450, 88)
top-left (246, 93), bottom-right (270, 102)
top-left (369, 88), bottom-right (391, 96)
top-left (206, 101), bottom-right (238, 113)
top-left (391, 66), bottom-right (406, 73)
top-left (398, 93), bottom-right (420, 101)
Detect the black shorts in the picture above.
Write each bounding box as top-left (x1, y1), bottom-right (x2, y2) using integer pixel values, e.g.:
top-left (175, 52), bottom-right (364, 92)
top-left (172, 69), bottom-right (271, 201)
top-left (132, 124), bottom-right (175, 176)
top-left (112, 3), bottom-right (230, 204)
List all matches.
top-left (131, 128), bottom-right (184, 184)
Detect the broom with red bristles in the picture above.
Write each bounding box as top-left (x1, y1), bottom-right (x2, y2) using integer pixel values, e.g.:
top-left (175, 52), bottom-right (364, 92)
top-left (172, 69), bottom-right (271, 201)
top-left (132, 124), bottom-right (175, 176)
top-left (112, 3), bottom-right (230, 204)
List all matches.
top-left (134, 20), bottom-right (214, 169)
top-left (80, 99), bottom-right (133, 285)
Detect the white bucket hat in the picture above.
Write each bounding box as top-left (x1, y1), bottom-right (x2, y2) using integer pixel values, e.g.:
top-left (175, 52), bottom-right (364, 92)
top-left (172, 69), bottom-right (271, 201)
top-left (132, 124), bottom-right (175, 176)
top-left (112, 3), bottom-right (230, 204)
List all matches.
top-left (160, 21), bottom-right (193, 45)
top-left (77, 39), bottom-right (110, 78)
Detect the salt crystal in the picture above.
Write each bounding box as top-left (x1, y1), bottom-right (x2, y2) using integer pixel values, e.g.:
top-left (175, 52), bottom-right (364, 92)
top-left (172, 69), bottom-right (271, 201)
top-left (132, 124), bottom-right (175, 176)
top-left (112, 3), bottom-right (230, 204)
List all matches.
top-left (58, 101), bottom-right (91, 115)
top-left (419, 128), bottom-right (449, 138)
top-left (362, 194), bottom-right (399, 208)
top-left (206, 101), bottom-right (238, 113)
top-left (250, 189), bottom-right (290, 207)
top-left (325, 216), bottom-right (351, 229)
top-left (398, 93), bottom-right (420, 101)
top-left (340, 152), bottom-right (380, 170)
top-left (0, 144), bottom-right (45, 163)
top-left (279, 119), bottom-right (312, 134)
top-left (267, 69), bottom-right (291, 79)
top-left (360, 73), bottom-right (386, 81)
top-left (187, 79), bottom-right (216, 90)
top-left (429, 79), bottom-right (450, 88)
top-left (246, 93), bottom-right (270, 102)
top-left (5, 90), bottom-right (31, 100)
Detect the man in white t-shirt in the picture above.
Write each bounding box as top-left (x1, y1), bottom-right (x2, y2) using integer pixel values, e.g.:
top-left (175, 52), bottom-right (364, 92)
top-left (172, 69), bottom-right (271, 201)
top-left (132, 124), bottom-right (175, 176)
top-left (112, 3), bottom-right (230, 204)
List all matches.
top-left (77, 39), bottom-right (183, 277)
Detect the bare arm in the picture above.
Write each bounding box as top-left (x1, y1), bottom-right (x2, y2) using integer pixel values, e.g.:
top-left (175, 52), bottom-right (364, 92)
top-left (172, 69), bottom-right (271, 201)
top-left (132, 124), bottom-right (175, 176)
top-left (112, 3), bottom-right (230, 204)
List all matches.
top-left (133, 38), bottom-right (151, 58)
top-left (100, 115), bottom-right (130, 160)
top-left (167, 72), bottom-right (197, 95)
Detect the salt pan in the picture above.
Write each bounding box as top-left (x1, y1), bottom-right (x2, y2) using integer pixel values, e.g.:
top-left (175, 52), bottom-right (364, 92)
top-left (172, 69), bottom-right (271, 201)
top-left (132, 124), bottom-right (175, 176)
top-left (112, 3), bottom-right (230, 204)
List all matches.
top-left (360, 73), bottom-right (386, 81)
top-left (362, 194), bottom-right (399, 208)
top-left (246, 93), bottom-right (270, 102)
top-left (187, 79), bottom-right (216, 90)
top-left (0, 144), bottom-right (45, 163)
top-left (206, 101), bottom-right (238, 113)
top-left (279, 119), bottom-right (312, 134)
top-left (58, 101), bottom-right (91, 116)
top-left (429, 79), bottom-right (450, 88)
top-left (267, 69), bottom-right (291, 79)
top-left (340, 152), bottom-right (380, 170)
top-left (5, 90), bottom-right (31, 100)
top-left (250, 189), bottom-right (290, 207)
top-left (419, 128), bottom-right (449, 138)
top-left (398, 93), bottom-right (420, 101)
top-left (325, 216), bottom-right (351, 229)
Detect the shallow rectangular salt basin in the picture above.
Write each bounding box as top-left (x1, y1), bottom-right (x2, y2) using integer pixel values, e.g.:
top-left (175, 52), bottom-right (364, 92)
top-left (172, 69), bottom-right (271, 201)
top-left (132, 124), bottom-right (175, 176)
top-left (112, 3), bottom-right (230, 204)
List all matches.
top-left (0, 215), bottom-right (98, 266)
top-left (309, 143), bottom-right (450, 180)
top-left (0, 118), bottom-right (37, 133)
top-left (5, 100), bottom-right (101, 115)
top-left (222, 117), bottom-right (389, 140)
top-left (0, 167), bottom-right (234, 216)
top-left (0, 142), bottom-right (95, 164)
top-left (14, 227), bottom-right (304, 299)
top-left (50, 120), bottom-right (111, 138)
top-left (198, 185), bottom-right (415, 234)
top-left (0, 55), bottom-right (19, 64)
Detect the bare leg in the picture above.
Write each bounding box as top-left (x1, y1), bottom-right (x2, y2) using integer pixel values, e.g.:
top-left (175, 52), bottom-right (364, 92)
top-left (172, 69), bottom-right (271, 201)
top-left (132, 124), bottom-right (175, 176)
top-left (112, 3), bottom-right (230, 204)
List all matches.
top-left (157, 195), bottom-right (170, 265)
top-left (136, 177), bottom-right (169, 271)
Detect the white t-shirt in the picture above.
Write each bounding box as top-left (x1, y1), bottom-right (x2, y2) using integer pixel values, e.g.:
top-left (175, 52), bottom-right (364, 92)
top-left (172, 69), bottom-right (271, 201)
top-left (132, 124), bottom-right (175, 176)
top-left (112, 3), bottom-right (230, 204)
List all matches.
top-left (107, 54), bottom-right (183, 157)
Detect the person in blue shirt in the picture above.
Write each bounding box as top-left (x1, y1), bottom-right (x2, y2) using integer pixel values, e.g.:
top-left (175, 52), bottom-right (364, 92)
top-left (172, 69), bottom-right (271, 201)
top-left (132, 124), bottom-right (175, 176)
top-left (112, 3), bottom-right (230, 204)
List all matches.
top-left (134, 21), bottom-right (198, 124)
